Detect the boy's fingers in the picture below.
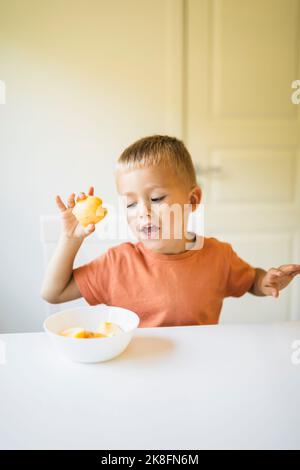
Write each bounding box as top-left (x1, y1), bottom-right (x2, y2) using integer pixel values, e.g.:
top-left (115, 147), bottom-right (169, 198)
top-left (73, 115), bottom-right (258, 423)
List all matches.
top-left (83, 224), bottom-right (95, 235)
top-left (75, 187), bottom-right (94, 202)
top-left (265, 282), bottom-right (279, 289)
top-left (56, 195), bottom-right (67, 212)
top-left (67, 193), bottom-right (75, 208)
top-left (268, 268), bottom-right (282, 278)
top-left (272, 288), bottom-right (279, 298)
top-left (264, 284), bottom-right (279, 298)
top-left (277, 268), bottom-right (300, 277)
top-left (76, 192), bottom-right (87, 202)
top-left (278, 264), bottom-right (300, 274)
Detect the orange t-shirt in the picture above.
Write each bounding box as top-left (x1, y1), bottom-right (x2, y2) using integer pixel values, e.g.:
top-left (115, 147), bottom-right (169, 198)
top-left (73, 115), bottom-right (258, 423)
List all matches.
top-left (73, 235), bottom-right (256, 328)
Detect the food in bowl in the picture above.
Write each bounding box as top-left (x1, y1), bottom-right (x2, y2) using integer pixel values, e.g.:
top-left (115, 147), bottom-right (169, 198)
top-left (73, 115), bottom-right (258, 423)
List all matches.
top-left (60, 327), bottom-right (105, 339)
top-left (97, 321), bottom-right (123, 337)
top-left (60, 322), bottom-right (123, 339)
top-left (43, 305), bottom-right (140, 363)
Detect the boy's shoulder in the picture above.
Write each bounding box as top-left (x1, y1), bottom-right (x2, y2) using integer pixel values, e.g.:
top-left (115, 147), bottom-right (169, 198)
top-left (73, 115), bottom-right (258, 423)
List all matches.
top-left (105, 240), bottom-right (140, 259)
top-left (104, 237), bottom-right (232, 261)
top-left (106, 237), bottom-right (231, 252)
top-left (204, 236), bottom-right (231, 251)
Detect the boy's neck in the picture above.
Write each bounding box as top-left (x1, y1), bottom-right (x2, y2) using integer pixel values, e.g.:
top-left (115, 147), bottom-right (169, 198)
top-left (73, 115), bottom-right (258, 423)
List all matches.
top-left (140, 232), bottom-right (198, 255)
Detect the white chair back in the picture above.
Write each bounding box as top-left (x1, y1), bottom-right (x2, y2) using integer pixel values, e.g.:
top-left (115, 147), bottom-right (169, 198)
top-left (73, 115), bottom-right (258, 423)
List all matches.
top-left (40, 215), bottom-right (121, 316)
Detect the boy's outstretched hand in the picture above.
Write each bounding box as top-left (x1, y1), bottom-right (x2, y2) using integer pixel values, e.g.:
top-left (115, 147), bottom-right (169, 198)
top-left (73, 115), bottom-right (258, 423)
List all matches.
top-left (56, 186), bottom-right (96, 240)
top-left (261, 264), bottom-right (300, 298)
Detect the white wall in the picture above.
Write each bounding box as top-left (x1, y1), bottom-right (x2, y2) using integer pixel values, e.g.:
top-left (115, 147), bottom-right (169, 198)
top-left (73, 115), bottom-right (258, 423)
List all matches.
top-left (1, 0), bottom-right (298, 333)
top-left (0, 0), bottom-right (182, 333)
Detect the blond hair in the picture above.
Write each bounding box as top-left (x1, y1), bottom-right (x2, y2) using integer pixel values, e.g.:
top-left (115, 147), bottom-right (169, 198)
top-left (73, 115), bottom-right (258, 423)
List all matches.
top-left (115, 135), bottom-right (197, 189)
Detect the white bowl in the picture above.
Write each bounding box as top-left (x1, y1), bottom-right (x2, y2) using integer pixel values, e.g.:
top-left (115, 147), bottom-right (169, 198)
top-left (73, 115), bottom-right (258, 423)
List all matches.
top-left (43, 304), bottom-right (140, 363)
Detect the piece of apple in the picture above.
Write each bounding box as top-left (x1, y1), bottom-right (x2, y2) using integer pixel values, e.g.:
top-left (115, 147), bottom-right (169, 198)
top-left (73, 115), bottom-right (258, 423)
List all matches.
top-left (60, 327), bottom-right (107, 338)
top-left (60, 327), bottom-right (86, 338)
top-left (72, 195), bottom-right (107, 228)
top-left (84, 331), bottom-right (107, 339)
top-left (97, 321), bottom-right (123, 337)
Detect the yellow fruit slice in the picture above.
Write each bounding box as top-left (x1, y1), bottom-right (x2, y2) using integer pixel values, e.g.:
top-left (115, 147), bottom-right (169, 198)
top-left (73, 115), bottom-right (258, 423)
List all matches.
top-left (60, 327), bottom-right (86, 338)
top-left (84, 331), bottom-right (107, 339)
top-left (60, 327), bottom-right (109, 338)
top-left (97, 321), bottom-right (123, 337)
top-left (60, 323), bottom-right (122, 339)
top-left (72, 195), bottom-right (107, 228)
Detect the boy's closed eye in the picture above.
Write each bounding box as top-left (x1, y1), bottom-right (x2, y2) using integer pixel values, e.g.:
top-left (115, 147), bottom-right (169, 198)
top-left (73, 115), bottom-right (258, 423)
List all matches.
top-left (127, 196), bottom-right (166, 209)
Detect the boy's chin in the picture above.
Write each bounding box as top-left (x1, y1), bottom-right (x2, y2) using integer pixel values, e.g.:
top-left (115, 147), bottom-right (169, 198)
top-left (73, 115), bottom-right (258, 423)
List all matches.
top-left (136, 230), bottom-right (164, 244)
top-left (138, 234), bottom-right (162, 244)
top-left (138, 235), bottom-right (179, 251)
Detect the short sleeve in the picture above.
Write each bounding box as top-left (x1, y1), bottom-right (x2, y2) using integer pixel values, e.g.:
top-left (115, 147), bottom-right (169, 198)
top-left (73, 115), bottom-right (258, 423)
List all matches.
top-left (224, 245), bottom-right (256, 298)
top-left (73, 250), bottom-right (112, 306)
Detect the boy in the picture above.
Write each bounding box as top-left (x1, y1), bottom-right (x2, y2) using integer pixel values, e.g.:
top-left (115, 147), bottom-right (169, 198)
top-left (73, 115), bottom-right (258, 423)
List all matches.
top-left (41, 135), bottom-right (300, 327)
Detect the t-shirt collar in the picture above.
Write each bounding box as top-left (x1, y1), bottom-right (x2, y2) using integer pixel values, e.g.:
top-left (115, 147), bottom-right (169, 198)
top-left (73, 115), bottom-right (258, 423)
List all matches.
top-left (136, 233), bottom-right (205, 261)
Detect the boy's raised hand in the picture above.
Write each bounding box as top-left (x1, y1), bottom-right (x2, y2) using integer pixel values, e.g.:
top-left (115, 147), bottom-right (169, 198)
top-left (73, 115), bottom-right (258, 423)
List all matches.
top-left (56, 186), bottom-right (95, 240)
top-left (261, 264), bottom-right (300, 298)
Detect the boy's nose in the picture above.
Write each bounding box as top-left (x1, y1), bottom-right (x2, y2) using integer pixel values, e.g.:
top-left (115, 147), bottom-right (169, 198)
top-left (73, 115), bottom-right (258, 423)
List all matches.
top-left (137, 200), bottom-right (151, 218)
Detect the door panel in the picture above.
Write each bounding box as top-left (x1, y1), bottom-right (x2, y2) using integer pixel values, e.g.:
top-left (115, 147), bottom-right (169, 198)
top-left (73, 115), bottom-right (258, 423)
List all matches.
top-left (185, 0), bottom-right (300, 321)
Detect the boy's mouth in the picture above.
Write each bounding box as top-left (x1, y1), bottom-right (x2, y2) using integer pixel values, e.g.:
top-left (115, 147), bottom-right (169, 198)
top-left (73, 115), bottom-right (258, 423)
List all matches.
top-left (139, 224), bottom-right (160, 239)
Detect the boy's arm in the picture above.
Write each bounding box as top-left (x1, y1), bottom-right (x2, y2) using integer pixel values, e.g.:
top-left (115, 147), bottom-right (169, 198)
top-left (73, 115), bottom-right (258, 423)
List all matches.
top-left (248, 268), bottom-right (267, 296)
top-left (41, 235), bottom-right (83, 303)
top-left (41, 188), bottom-right (98, 304)
top-left (248, 265), bottom-right (300, 298)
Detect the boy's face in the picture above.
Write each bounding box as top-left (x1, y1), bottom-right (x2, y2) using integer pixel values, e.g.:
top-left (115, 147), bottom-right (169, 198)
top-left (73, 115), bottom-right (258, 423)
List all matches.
top-left (116, 165), bottom-right (202, 253)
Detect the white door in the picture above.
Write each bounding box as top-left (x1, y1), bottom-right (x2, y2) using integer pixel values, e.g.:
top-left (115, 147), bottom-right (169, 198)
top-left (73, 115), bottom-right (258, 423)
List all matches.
top-left (185, 0), bottom-right (300, 322)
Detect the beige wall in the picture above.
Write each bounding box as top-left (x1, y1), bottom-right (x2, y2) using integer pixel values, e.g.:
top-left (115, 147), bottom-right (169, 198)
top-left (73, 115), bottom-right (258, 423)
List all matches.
top-left (1, 0), bottom-right (299, 332)
top-left (0, 0), bottom-right (181, 332)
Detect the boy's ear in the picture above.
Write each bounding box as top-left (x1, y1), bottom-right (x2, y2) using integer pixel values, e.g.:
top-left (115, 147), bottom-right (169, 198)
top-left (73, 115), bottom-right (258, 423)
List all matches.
top-left (189, 186), bottom-right (202, 209)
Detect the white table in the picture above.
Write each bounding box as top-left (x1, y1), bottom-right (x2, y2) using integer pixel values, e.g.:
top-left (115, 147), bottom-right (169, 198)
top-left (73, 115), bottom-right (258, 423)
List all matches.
top-left (0, 322), bottom-right (300, 450)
